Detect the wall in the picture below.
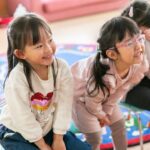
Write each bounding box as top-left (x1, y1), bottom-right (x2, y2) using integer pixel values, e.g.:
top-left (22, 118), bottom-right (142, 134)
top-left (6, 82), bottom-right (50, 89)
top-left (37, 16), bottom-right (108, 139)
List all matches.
top-left (0, 0), bottom-right (8, 17)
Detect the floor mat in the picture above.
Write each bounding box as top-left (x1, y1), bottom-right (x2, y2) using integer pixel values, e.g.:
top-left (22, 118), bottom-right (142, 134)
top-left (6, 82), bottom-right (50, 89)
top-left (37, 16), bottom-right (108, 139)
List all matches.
top-left (0, 44), bottom-right (150, 149)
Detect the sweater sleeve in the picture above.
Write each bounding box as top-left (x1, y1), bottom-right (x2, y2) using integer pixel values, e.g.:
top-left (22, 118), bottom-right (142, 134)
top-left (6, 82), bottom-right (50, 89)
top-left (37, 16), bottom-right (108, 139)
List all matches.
top-left (84, 94), bottom-right (107, 120)
top-left (4, 71), bottom-right (43, 142)
top-left (53, 60), bottom-right (73, 134)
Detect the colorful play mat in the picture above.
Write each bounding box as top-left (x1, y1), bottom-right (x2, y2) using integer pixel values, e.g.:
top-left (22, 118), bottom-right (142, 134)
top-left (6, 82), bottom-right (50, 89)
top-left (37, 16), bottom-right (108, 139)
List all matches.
top-left (0, 44), bottom-right (150, 150)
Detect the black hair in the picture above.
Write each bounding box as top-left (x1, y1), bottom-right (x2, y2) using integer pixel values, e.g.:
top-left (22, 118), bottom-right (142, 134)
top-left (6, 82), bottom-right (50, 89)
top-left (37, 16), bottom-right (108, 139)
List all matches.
top-left (121, 0), bottom-right (150, 27)
top-left (87, 16), bottom-right (140, 97)
top-left (4, 13), bottom-right (57, 92)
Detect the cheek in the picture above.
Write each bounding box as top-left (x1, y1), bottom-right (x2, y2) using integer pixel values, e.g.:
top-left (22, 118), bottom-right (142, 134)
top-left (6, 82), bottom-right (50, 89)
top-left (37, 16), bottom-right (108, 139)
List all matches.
top-left (123, 49), bottom-right (135, 59)
top-left (120, 48), bottom-right (133, 56)
top-left (52, 43), bottom-right (56, 54)
top-left (141, 44), bottom-right (145, 53)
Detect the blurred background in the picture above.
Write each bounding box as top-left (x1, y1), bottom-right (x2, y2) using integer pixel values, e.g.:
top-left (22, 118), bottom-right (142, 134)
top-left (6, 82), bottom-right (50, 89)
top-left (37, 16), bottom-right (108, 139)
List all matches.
top-left (0, 0), bottom-right (150, 150)
top-left (0, 0), bottom-right (129, 52)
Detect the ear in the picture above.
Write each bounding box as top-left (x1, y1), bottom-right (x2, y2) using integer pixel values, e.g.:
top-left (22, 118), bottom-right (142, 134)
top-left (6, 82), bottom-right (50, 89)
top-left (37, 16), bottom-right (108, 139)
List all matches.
top-left (106, 49), bottom-right (118, 60)
top-left (13, 49), bottom-right (25, 60)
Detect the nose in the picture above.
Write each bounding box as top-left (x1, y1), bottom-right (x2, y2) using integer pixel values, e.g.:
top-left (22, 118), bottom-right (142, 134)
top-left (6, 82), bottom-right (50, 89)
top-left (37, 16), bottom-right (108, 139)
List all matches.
top-left (45, 43), bottom-right (53, 53)
top-left (134, 40), bottom-right (143, 52)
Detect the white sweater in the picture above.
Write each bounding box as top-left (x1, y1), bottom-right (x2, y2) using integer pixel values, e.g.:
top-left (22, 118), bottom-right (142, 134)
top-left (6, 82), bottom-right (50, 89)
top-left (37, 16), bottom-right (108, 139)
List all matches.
top-left (0, 58), bottom-right (73, 143)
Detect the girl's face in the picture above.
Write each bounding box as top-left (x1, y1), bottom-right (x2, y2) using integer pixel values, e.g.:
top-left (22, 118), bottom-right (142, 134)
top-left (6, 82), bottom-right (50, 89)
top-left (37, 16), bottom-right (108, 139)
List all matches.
top-left (140, 26), bottom-right (150, 41)
top-left (115, 33), bottom-right (145, 66)
top-left (21, 28), bottom-right (56, 70)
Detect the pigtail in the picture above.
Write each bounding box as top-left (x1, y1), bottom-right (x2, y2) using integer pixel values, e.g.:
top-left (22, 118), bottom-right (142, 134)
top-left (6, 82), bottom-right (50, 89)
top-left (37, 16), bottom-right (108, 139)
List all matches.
top-left (3, 34), bottom-right (19, 88)
top-left (23, 62), bottom-right (33, 92)
top-left (87, 53), bottom-right (109, 97)
top-left (7, 39), bottom-right (14, 77)
top-left (52, 58), bottom-right (58, 90)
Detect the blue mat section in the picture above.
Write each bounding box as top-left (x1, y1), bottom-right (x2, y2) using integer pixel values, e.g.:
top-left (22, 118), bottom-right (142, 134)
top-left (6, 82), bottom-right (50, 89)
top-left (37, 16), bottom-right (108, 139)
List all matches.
top-left (56, 44), bottom-right (96, 65)
top-left (0, 44), bottom-right (150, 149)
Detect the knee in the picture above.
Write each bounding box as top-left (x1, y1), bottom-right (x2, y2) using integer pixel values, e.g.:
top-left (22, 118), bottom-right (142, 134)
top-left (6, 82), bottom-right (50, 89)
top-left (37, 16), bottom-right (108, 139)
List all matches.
top-left (85, 131), bottom-right (101, 145)
top-left (110, 119), bottom-right (126, 134)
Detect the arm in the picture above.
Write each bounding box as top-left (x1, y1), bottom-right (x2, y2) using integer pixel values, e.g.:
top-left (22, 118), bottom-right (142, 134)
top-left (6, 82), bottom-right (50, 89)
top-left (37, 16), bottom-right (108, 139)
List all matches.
top-left (52, 60), bottom-right (73, 142)
top-left (84, 94), bottom-right (107, 120)
top-left (52, 134), bottom-right (66, 150)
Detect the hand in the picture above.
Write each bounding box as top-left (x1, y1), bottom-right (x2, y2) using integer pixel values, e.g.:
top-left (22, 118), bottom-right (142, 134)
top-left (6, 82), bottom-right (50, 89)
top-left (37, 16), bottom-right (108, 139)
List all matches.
top-left (99, 115), bottom-right (110, 127)
top-left (40, 144), bottom-right (52, 150)
top-left (34, 138), bottom-right (52, 150)
top-left (52, 134), bottom-right (66, 150)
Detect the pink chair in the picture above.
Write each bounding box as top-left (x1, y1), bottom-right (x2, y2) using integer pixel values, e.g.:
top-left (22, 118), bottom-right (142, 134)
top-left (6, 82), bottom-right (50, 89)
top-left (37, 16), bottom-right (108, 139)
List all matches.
top-left (6, 0), bottom-right (128, 22)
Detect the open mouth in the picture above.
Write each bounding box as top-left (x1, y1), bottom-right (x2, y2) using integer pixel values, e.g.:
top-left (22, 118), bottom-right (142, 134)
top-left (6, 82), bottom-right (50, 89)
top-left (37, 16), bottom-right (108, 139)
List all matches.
top-left (42, 55), bottom-right (52, 59)
top-left (134, 51), bottom-right (143, 57)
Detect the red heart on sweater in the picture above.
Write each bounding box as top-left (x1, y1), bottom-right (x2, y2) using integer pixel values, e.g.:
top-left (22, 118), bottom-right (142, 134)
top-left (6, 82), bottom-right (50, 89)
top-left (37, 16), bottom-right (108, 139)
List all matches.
top-left (31, 92), bottom-right (53, 101)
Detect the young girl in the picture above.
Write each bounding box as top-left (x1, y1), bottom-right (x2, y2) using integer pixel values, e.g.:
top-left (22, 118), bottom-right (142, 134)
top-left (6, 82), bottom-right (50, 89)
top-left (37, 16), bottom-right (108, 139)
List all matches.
top-left (0, 13), bottom-right (91, 150)
top-left (121, 0), bottom-right (150, 110)
top-left (71, 16), bottom-right (149, 150)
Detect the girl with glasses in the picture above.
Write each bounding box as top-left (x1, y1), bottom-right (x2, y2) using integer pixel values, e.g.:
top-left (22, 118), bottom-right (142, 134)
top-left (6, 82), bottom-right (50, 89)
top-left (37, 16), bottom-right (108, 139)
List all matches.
top-left (71, 16), bottom-right (148, 150)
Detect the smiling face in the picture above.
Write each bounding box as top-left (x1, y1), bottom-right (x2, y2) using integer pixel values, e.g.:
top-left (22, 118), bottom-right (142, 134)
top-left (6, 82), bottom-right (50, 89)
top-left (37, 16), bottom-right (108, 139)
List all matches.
top-left (14, 27), bottom-right (56, 70)
top-left (115, 33), bottom-right (145, 66)
top-left (105, 32), bottom-right (145, 78)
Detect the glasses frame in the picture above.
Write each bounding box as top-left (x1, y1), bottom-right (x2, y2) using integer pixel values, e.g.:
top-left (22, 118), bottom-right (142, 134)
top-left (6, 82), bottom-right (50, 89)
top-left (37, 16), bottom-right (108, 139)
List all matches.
top-left (107, 34), bottom-right (145, 50)
top-left (116, 34), bottom-right (145, 48)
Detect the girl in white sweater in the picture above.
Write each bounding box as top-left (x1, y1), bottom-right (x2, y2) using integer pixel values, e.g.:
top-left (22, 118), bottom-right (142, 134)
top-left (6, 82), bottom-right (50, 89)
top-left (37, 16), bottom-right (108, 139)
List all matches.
top-left (0, 13), bottom-right (91, 150)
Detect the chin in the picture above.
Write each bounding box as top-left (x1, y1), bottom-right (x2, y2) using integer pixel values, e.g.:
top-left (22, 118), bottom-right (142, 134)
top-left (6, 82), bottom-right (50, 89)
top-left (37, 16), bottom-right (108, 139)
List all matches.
top-left (134, 54), bottom-right (144, 64)
top-left (134, 58), bottom-right (143, 64)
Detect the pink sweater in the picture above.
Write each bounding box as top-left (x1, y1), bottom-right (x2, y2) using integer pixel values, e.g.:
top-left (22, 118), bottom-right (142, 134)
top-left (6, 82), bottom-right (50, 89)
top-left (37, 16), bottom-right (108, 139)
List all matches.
top-left (71, 55), bottom-right (149, 124)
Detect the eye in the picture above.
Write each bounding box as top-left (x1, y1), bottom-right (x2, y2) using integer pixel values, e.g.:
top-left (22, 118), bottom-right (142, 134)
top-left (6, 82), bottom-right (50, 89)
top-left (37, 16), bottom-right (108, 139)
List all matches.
top-left (138, 37), bottom-right (145, 43)
top-left (35, 44), bottom-right (43, 49)
top-left (126, 40), bottom-right (133, 47)
top-left (48, 38), bottom-right (53, 43)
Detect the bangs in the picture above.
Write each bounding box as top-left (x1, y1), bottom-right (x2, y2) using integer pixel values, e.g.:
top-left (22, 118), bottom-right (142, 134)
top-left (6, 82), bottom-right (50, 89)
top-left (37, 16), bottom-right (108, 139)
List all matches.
top-left (112, 18), bottom-right (140, 43)
top-left (25, 20), bottom-right (52, 46)
top-left (10, 13), bottom-right (52, 51)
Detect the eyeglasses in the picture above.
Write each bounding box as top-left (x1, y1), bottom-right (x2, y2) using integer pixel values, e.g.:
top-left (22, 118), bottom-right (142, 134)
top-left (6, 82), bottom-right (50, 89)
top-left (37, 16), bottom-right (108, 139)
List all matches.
top-left (116, 34), bottom-right (145, 48)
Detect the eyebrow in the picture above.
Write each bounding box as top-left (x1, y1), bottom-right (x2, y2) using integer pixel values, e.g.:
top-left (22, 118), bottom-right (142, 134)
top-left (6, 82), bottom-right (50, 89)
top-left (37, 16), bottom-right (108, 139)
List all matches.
top-left (121, 37), bottom-right (132, 43)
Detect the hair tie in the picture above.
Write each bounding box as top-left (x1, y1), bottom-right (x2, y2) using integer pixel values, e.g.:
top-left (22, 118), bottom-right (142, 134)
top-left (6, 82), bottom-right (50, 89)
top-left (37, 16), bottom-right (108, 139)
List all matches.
top-left (97, 49), bottom-right (101, 53)
top-left (96, 48), bottom-right (103, 61)
top-left (129, 6), bottom-right (134, 17)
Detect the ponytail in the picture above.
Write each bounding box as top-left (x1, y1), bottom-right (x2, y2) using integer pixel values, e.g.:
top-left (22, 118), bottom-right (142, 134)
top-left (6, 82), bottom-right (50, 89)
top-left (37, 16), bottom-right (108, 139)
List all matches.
top-left (87, 53), bottom-right (109, 97)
